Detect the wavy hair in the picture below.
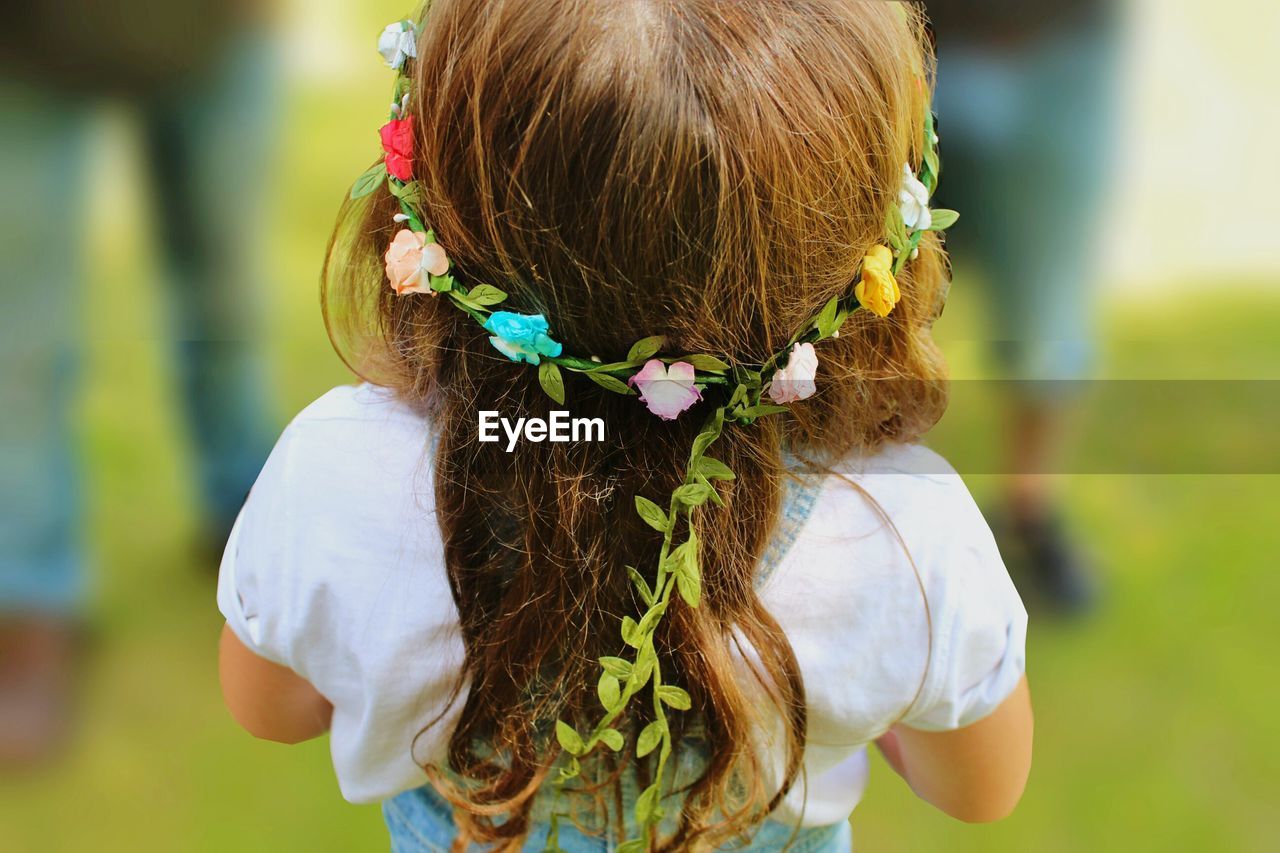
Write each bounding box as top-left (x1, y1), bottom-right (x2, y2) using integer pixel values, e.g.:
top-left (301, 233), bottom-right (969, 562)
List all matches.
top-left (322, 1), bottom-right (948, 848)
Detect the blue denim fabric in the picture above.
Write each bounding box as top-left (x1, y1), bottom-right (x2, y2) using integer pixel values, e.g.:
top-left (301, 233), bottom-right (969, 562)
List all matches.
top-left (933, 22), bottom-right (1122, 389)
top-left (0, 34), bottom-right (278, 612)
top-left (383, 464), bottom-right (844, 851)
top-left (384, 781), bottom-right (852, 853)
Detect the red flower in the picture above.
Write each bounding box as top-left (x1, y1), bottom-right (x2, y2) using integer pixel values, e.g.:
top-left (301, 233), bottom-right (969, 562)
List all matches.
top-left (380, 117), bottom-right (414, 181)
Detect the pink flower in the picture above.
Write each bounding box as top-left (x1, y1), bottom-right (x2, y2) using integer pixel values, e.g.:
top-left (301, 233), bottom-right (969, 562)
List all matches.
top-left (384, 229), bottom-right (449, 295)
top-left (629, 360), bottom-right (702, 421)
top-left (380, 117), bottom-right (414, 181)
top-left (768, 343), bottom-right (819, 404)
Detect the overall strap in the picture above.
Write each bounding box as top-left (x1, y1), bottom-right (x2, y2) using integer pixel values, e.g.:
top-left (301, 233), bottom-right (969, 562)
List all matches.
top-left (755, 453), bottom-right (826, 592)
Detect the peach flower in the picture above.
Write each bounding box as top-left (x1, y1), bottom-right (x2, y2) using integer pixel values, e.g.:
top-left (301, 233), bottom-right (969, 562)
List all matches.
top-left (384, 229), bottom-right (449, 295)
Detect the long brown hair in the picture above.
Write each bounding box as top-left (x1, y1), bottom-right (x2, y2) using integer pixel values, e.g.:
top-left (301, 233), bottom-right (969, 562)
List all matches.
top-left (323, 1), bottom-right (948, 848)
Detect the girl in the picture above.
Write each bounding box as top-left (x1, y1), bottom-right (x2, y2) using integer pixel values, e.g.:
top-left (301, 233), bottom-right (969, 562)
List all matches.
top-left (217, 1), bottom-right (1032, 850)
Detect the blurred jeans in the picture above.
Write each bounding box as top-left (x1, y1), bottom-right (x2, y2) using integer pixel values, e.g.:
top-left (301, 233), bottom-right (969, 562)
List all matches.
top-left (934, 20), bottom-right (1121, 389)
top-left (385, 782), bottom-right (854, 852)
top-left (0, 34), bottom-right (278, 614)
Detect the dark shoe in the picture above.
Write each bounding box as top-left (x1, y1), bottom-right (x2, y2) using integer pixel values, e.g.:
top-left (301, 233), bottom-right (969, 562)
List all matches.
top-left (0, 616), bottom-right (80, 769)
top-left (994, 510), bottom-right (1098, 616)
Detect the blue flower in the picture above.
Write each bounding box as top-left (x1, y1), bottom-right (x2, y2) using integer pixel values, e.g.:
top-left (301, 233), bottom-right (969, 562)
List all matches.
top-left (483, 311), bottom-right (564, 365)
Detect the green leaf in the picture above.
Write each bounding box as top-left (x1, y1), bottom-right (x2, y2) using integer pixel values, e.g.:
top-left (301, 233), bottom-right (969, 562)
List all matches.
top-left (697, 457), bottom-right (736, 481)
top-left (429, 273), bottom-right (455, 293)
top-left (672, 533), bottom-right (701, 605)
top-left (616, 840), bottom-right (647, 853)
top-left (813, 297), bottom-right (840, 337)
top-left (585, 371), bottom-right (633, 395)
top-left (657, 685), bottom-right (693, 710)
top-left (466, 284), bottom-right (508, 306)
top-left (538, 362), bottom-right (566, 405)
top-left (927, 209), bottom-right (959, 232)
top-left (885, 203), bottom-right (908, 251)
top-left (598, 728), bottom-right (625, 752)
top-left (685, 354), bottom-right (731, 372)
top-left (636, 721), bottom-right (664, 758)
top-left (636, 602), bottom-right (667, 636)
top-left (388, 179), bottom-right (422, 206)
top-left (626, 335), bottom-right (666, 364)
top-left (691, 426), bottom-right (722, 461)
top-left (621, 616), bottom-right (642, 649)
top-left (696, 474), bottom-right (726, 508)
top-left (673, 483), bottom-right (713, 507)
top-left (557, 755), bottom-right (581, 781)
top-left (626, 566), bottom-right (655, 606)
top-left (924, 148), bottom-right (941, 185)
top-left (630, 642), bottom-right (657, 687)
top-left (635, 783), bottom-right (662, 824)
top-left (736, 404), bottom-right (789, 421)
top-left (634, 496), bottom-right (669, 532)
top-left (597, 673), bottom-right (621, 711)
top-left (555, 720), bottom-right (585, 756)
top-left (664, 541), bottom-right (692, 577)
top-left (599, 656), bottom-right (633, 679)
top-left (813, 297), bottom-right (849, 340)
top-left (676, 563), bottom-right (701, 607)
top-left (350, 163), bottom-right (387, 199)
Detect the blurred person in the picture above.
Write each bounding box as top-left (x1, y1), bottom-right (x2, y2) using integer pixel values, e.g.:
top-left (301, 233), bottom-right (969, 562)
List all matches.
top-left (927, 0), bottom-right (1123, 613)
top-left (0, 1), bottom-right (279, 764)
top-left (218, 3), bottom-right (1032, 850)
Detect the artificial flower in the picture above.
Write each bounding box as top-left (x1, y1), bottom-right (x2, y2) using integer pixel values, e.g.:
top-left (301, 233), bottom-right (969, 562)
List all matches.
top-left (629, 360), bottom-right (702, 421)
top-left (899, 162), bottom-right (932, 232)
top-left (484, 312), bottom-right (564, 365)
top-left (380, 117), bottom-right (415, 181)
top-left (768, 343), bottom-right (819, 404)
top-left (384, 229), bottom-right (449, 295)
top-left (855, 245), bottom-right (901, 318)
top-left (378, 21), bottom-right (418, 70)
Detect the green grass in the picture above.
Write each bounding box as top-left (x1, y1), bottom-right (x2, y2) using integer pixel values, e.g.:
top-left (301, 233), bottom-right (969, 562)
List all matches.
top-left (2, 2), bottom-right (1278, 848)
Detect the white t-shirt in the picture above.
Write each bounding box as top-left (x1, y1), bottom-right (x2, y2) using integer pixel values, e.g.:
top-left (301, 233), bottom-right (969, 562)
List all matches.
top-left (217, 383), bottom-right (1027, 827)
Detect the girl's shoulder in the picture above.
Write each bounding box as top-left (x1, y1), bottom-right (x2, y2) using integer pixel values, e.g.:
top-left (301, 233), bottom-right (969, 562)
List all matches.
top-left (216, 383), bottom-right (463, 803)
top-left (767, 442), bottom-right (1027, 742)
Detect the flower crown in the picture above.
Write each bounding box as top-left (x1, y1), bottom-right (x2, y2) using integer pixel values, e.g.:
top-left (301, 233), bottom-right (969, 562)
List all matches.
top-left (358, 17), bottom-right (956, 850)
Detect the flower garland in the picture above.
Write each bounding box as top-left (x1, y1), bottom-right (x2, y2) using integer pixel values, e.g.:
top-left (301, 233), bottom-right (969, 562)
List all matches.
top-left (354, 18), bottom-right (956, 851)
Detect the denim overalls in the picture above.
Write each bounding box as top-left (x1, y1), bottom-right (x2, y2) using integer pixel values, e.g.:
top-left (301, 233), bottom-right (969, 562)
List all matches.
top-left (384, 461), bottom-right (852, 851)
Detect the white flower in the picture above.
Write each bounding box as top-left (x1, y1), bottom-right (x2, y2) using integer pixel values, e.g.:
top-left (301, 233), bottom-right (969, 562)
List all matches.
top-left (378, 21), bottom-right (418, 70)
top-left (899, 163), bottom-right (932, 232)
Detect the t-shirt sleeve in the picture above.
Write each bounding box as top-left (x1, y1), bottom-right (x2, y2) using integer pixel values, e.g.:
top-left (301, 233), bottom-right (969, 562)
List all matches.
top-left (899, 479), bottom-right (1029, 732)
top-left (215, 422), bottom-right (304, 671)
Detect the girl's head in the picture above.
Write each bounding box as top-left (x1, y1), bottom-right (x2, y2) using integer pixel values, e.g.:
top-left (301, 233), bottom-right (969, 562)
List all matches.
top-left (325, 0), bottom-right (947, 847)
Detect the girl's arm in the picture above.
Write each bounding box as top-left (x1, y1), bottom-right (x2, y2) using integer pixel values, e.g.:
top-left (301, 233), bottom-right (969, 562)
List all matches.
top-left (218, 623), bottom-right (333, 744)
top-left (876, 675), bottom-right (1033, 823)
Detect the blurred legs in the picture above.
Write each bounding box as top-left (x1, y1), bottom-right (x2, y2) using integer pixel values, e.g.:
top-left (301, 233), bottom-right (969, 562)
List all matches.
top-left (0, 83), bottom-right (94, 764)
top-left (140, 33), bottom-right (280, 538)
top-left (936, 24), bottom-right (1120, 611)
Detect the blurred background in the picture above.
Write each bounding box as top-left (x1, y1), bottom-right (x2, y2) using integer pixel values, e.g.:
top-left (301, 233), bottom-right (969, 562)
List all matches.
top-left (0, 0), bottom-right (1276, 850)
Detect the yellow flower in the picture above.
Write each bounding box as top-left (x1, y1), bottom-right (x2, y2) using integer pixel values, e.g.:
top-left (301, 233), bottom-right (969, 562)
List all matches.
top-left (855, 244), bottom-right (900, 317)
